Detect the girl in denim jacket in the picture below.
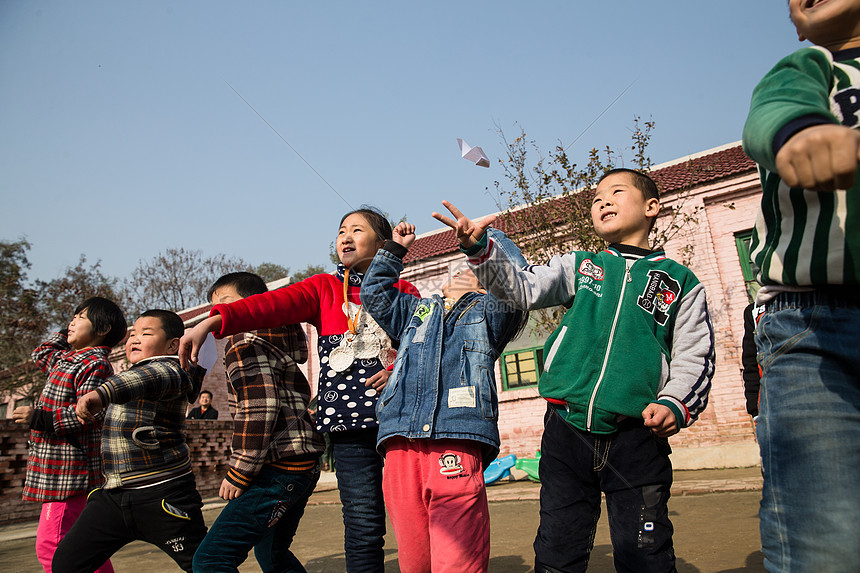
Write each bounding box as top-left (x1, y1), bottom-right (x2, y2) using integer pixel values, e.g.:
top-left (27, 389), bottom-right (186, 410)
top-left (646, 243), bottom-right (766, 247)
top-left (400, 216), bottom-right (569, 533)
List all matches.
top-left (361, 223), bottom-right (527, 573)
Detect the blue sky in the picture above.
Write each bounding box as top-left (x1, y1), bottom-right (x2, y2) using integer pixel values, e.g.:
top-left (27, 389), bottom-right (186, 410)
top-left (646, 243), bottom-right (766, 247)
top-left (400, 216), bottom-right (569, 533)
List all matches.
top-left (1, 1), bottom-right (802, 283)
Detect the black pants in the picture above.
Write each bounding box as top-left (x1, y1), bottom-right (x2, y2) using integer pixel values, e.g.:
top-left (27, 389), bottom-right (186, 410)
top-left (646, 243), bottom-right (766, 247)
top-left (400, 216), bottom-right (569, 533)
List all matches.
top-left (534, 406), bottom-right (676, 573)
top-left (53, 473), bottom-right (208, 573)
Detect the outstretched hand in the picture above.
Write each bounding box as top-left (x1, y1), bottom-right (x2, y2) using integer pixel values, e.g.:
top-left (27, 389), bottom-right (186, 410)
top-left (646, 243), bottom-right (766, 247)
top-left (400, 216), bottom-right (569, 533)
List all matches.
top-left (178, 316), bottom-right (222, 369)
top-left (431, 200), bottom-right (496, 249)
top-left (776, 124), bottom-right (860, 191)
top-left (392, 222), bottom-right (416, 249)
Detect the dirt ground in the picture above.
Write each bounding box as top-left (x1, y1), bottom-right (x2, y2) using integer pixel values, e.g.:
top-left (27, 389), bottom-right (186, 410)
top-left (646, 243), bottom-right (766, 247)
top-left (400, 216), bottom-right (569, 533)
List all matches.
top-left (0, 486), bottom-right (764, 572)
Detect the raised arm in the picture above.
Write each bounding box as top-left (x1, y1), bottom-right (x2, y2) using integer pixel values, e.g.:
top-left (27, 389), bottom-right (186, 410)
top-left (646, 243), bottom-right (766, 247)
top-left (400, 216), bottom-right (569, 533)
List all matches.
top-left (432, 200), bottom-right (496, 249)
top-left (180, 275), bottom-right (327, 368)
top-left (78, 361), bottom-right (195, 424)
top-left (361, 222), bottom-right (422, 341)
top-left (179, 315), bottom-right (222, 369)
top-left (50, 359), bottom-right (112, 434)
top-left (31, 331), bottom-right (73, 373)
top-left (22, 339), bottom-right (111, 434)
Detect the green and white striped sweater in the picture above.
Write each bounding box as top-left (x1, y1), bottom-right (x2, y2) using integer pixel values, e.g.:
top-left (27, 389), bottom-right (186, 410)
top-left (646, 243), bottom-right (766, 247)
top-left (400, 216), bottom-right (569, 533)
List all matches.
top-left (743, 46), bottom-right (860, 286)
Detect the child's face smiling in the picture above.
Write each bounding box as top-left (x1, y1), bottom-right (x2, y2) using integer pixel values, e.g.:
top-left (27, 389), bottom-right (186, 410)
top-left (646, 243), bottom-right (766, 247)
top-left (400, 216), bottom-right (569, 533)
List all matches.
top-left (67, 308), bottom-right (103, 350)
top-left (125, 316), bottom-right (178, 364)
top-left (590, 172), bottom-right (659, 248)
top-left (790, 0), bottom-right (860, 50)
top-left (337, 213), bottom-right (384, 273)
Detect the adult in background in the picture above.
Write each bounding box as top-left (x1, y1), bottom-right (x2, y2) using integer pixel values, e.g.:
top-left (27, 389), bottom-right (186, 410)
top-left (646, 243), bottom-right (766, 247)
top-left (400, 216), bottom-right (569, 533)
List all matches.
top-left (187, 390), bottom-right (218, 420)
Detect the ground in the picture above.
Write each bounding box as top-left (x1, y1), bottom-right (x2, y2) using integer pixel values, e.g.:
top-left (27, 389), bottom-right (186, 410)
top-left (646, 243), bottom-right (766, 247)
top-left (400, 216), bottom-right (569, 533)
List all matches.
top-left (0, 468), bottom-right (765, 573)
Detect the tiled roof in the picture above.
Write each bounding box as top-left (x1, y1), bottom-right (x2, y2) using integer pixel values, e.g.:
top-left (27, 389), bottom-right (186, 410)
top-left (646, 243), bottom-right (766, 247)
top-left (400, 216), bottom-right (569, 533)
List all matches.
top-left (403, 230), bottom-right (459, 263)
top-left (650, 143), bottom-right (756, 193)
top-left (178, 305), bottom-right (212, 324)
top-left (404, 143), bottom-right (756, 263)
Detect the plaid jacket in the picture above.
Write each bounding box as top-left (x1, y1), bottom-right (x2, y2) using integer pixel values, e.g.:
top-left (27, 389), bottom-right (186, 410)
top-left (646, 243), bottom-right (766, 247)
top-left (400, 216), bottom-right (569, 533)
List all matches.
top-left (24, 332), bottom-right (112, 502)
top-left (224, 326), bottom-right (324, 489)
top-left (95, 356), bottom-right (204, 489)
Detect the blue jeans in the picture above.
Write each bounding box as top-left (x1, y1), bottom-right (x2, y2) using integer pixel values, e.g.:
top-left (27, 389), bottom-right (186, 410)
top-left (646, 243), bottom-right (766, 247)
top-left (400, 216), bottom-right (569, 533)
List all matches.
top-left (534, 407), bottom-right (675, 573)
top-left (192, 465), bottom-right (319, 573)
top-left (330, 429), bottom-right (386, 573)
top-left (756, 290), bottom-right (860, 572)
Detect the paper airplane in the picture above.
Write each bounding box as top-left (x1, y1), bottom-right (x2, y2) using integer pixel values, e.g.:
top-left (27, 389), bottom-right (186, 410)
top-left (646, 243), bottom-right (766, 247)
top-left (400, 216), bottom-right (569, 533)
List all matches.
top-left (197, 332), bottom-right (218, 372)
top-left (457, 138), bottom-right (490, 168)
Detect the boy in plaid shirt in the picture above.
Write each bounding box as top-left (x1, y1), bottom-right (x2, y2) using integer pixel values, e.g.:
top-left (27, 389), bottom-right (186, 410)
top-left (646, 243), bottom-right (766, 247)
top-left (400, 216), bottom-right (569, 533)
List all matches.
top-left (53, 309), bottom-right (207, 573)
top-left (13, 296), bottom-right (126, 573)
top-left (193, 272), bottom-right (324, 572)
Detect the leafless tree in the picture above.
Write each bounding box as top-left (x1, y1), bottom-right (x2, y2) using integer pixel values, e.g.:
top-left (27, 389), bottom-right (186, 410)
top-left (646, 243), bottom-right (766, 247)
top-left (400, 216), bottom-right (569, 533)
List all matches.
top-left (123, 248), bottom-right (250, 316)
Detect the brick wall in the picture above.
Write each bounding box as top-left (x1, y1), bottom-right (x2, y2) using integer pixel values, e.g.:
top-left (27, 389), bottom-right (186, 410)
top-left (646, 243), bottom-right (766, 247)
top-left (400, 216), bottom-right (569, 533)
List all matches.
top-left (660, 176), bottom-right (762, 454)
top-left (0, 420), bottom-right (36, 524)
top-left (0, 420), bottom-right (233, 527)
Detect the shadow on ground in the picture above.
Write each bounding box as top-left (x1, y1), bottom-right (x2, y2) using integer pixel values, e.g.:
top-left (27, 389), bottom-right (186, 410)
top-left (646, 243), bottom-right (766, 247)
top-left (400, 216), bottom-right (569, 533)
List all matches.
top-left (489, 554), bottom-right (531, 572)
top-left (302, 548), bottom-right (400, 573)
top-left (717, 550), bottom-right (765, 572)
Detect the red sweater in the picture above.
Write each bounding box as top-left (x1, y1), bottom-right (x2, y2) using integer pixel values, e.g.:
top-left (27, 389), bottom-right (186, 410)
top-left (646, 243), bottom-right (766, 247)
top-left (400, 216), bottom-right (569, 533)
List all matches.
top-left (212, 267), bottom-right (419, 432)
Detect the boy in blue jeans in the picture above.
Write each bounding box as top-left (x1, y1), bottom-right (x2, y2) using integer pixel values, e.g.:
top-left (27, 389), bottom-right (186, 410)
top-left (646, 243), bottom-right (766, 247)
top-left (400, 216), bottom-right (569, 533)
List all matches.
top-left (435, 168), bottom-right (715, 572)
top-left (193, 272), bottom-right (324, 572)
top-left (742, 1), bottom-right (860, 570)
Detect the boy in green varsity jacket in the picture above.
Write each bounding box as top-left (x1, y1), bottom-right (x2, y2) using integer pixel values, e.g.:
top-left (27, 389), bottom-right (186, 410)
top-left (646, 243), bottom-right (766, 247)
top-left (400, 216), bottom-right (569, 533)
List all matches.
top-left (193, 272), bottom-right (324, 572)
top-left (434, 168), bottom-right (715, 573)
top-left (53, 309), bottom-right (208, 573)
top-left (741, 2), bottom-right (860, 570)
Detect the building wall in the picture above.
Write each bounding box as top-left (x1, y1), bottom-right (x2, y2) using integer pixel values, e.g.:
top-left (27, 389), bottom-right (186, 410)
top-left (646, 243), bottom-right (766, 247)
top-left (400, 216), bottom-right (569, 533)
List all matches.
top-left (658, 173), bottom-right (762, 467)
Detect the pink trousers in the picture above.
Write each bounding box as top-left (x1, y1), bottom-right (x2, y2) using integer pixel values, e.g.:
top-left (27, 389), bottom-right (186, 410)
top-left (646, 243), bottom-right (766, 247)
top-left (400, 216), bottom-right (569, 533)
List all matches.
top-left (382, 438), bottom-right (490, 573)
top-left (36, 494), bottom-right (114, 573)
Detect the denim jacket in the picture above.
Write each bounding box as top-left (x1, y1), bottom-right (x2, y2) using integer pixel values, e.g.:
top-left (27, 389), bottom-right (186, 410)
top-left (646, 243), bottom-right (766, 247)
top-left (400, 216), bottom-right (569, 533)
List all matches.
top-left (361, 236), bottom-right (525, 465)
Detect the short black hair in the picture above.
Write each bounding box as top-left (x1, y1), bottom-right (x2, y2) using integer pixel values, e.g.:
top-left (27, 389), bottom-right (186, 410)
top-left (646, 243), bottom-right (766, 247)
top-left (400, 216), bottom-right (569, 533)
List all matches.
top-left (207, 272), bottom-right (268, 302)
top-left (139, 309), bottom-right (185, 340)
top-left (340, 205), bottom-right (393, 243)
top-left (598, 168), bottom-right (660, 201)
top-left (75, 297), bottom-right (127, 348)
top-left (199, 390), bottom-right (213, 398)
